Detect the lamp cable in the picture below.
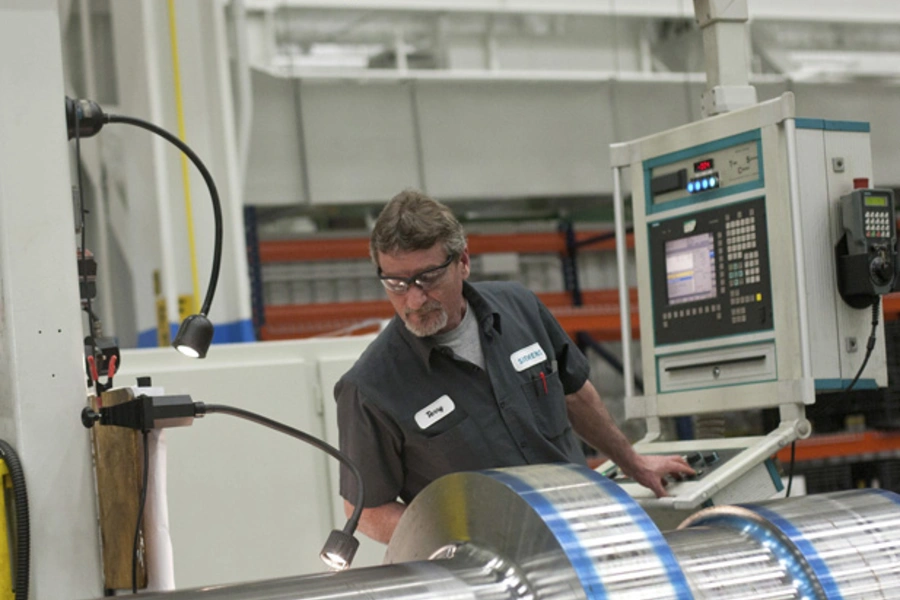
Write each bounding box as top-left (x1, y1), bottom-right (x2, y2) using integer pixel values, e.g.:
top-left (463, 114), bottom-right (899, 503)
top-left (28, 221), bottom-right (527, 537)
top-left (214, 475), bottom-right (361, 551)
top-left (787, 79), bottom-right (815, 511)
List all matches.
top-left (195, 403), bottom-right (364, 536)
top-left (104, 114), bottom-right (222, 317)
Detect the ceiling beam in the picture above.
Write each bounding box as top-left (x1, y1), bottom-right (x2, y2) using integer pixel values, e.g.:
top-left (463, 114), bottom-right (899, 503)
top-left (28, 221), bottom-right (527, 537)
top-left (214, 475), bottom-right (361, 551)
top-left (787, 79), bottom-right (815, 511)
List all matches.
top-left (243, 0), bottom-right (900, 24)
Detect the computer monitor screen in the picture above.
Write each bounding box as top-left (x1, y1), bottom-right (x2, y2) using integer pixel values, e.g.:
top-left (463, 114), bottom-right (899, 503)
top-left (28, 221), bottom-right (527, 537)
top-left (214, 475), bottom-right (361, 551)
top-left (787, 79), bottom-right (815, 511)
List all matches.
top-left (665, 233), bottom-right (716, 305)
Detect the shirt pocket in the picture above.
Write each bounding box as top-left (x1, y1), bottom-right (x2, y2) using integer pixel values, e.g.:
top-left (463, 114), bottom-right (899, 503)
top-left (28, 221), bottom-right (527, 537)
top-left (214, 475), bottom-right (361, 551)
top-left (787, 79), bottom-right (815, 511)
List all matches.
top-left (405, 410), bottom-right (484, 474)
top-left (520, 370), bottom-right (570, 439)
top-left (412, 403), bottom-right (469, 439)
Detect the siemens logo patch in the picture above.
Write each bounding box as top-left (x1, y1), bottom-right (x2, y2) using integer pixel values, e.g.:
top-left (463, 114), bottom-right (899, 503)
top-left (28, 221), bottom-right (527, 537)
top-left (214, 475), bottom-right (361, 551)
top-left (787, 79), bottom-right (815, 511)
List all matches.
top-left (510, 343), bottom-right (548, 372)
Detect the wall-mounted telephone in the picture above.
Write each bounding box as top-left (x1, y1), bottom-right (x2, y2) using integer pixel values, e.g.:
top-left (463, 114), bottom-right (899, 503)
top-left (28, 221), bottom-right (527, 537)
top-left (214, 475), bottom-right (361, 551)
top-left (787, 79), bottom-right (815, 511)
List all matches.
top-left (835, 188), bottom-right (899, 308)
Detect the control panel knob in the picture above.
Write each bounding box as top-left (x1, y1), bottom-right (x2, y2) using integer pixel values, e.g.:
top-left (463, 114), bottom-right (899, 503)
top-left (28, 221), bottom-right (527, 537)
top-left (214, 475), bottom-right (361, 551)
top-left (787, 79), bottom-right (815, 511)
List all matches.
top-left (870, 252), bottom-right (894, 287)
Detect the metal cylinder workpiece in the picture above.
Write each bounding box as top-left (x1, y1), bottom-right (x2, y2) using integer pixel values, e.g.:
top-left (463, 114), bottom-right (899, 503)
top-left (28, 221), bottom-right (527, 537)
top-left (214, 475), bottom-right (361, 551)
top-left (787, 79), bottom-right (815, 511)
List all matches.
top-left (101, 465), bottom-right (900, 600)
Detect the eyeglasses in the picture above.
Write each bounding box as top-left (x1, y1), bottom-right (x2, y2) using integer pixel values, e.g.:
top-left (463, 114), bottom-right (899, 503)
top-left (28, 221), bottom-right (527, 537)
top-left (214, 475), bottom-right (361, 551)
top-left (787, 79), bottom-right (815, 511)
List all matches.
top-left (378, 255), bottom-right (455, 294)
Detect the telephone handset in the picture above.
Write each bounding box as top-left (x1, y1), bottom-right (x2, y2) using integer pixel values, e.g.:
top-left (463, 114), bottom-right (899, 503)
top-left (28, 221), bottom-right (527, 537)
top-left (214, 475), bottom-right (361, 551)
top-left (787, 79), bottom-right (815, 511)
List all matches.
top-left (835, 188), bottom-right (899, 308)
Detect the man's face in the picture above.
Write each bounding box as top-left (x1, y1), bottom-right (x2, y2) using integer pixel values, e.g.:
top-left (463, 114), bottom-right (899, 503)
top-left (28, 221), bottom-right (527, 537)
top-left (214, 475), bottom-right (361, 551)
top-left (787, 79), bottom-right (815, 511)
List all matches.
top-left (377, 244), bottom-right (470, 337)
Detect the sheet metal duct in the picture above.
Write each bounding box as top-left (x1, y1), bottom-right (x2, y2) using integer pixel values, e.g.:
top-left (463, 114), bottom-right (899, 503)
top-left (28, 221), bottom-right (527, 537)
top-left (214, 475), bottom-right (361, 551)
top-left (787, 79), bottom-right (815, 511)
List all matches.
top-left (110, 464), bottom-right (900, 599)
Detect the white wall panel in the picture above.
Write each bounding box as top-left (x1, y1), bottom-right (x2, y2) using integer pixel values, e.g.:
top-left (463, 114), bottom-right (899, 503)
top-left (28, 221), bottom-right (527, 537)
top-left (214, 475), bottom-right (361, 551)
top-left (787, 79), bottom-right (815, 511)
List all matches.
top-left (300, 81), bottom-right (422, 204)
top-left (416, 81), bottom-right (613, 198)
top-left (611, 81), bottom-right (701, 142)
top-left (245, 70), bottom-right (308, 205)
top-left (243, 75), bottom-right (900, 206)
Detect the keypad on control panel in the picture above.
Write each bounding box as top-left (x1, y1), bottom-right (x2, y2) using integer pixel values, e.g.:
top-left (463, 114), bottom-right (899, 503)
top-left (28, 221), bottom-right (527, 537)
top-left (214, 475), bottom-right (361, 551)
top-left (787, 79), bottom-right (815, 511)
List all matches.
top-left (725, 212), bottom-right (761, 286)
top-left (865, 209), bottom-right (893, 239)
top-left (724, 210), bottom-right (764, 324)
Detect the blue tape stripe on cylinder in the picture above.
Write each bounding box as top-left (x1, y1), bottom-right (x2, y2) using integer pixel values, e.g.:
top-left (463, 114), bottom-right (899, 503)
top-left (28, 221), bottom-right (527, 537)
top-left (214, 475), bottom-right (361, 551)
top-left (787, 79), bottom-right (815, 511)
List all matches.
top-left (743, 504), bottom-right (844, 600)
top-left (564, 465), bottom-right (693, 600)
top-left (485, 470), bottom-right (608, 599)
top-left (689, 513), bottom-right (823, 599)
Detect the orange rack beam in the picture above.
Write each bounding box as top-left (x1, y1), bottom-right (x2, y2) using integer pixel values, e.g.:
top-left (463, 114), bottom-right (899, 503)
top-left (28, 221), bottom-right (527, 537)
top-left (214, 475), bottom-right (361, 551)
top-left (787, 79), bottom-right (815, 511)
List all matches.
top-left (259, 289), bottom-right (900, 341)
top-left (775, 430), bottom-right (900, 464)
top-left (255, 234), bottom-right (900, 342)
top-left (258, 231), bottom-right (634, 263)
top-left (260, 289), bottom-right (640, 341)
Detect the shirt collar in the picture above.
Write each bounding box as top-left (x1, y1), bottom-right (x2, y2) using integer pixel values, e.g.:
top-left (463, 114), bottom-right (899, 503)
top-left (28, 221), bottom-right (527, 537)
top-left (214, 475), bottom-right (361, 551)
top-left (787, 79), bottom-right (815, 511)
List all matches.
top-left (395, 282), bottom-right (502, 371)
top-left (463, 281), bottom-right (502, 336)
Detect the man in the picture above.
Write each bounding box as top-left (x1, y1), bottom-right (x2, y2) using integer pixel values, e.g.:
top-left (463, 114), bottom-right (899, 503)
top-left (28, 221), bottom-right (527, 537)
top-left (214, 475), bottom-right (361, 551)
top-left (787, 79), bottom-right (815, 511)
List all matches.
top-left (336, 190), bottom-right (693, 544)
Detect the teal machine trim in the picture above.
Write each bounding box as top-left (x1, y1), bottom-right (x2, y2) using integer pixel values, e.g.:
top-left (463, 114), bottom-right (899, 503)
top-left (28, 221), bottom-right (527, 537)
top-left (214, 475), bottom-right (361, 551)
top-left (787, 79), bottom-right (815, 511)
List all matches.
top-left (795, 118), bottom-right (871, 133)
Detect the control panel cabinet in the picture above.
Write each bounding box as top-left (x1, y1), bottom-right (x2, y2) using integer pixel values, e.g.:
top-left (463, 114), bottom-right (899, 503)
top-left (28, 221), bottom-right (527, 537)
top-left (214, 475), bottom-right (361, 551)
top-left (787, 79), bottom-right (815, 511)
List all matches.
top-left (621, 95), bottom-right (886, 421)
top-left (605, 93), bottom-right (888, 515)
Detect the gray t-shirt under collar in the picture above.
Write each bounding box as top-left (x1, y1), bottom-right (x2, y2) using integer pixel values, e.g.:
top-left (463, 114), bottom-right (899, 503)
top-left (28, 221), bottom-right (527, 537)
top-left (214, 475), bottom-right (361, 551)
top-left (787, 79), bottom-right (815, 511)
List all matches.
top-left (432, 301), bottom-right (486, 370)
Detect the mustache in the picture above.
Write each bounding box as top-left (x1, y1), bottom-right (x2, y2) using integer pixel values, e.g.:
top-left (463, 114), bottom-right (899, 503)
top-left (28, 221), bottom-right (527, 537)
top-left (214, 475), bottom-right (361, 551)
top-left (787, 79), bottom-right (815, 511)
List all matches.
top-left (406, 301), bottom-right (442, 317)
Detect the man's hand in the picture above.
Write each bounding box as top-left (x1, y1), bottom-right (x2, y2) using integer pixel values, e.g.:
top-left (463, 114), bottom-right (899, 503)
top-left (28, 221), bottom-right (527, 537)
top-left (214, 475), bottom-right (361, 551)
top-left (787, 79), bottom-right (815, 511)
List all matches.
top-left (565, 381), bottom-right (696, 498)
top-left (623, 454), bottom-right (695, 498)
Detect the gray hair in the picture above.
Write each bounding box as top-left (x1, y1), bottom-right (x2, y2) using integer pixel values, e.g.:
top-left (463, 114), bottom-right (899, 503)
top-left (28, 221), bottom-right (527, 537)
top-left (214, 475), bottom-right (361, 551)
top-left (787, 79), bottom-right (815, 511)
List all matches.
top-left (370, 190), bottom-right (466, 266)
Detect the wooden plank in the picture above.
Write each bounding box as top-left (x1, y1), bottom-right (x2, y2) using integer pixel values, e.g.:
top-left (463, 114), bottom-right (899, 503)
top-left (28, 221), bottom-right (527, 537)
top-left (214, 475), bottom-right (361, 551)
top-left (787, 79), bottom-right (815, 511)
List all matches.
top-left (90, 388), bottom-right (147, 591)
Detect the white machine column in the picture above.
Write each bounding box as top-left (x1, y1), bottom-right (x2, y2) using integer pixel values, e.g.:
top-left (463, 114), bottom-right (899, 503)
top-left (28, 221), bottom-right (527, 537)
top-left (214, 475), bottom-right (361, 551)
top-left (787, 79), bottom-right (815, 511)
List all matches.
top-left (0, 0), bottom-right (102, 597)
top-left (693, 0), bottom-right (758, 117)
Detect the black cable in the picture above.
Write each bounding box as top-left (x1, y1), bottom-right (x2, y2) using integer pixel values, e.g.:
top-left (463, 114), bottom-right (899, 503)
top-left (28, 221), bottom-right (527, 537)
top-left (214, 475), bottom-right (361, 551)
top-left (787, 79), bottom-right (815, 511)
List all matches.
top-left (104, 114), bottom-right (222, 318)
top-left (74, 108), bottom-right (98, 362)
top-left (196, 404), bottom-right (364, 535)
top-left (845, 297), bottom-right (881, 393)
top-left (785, 440), bottom-right (795, 498)
top-left (132, 431), bottom-right (150, 594)
top-left (785, 299), bottom-right (882, 498)
top-left (0, 440), bottom-right (29, 600)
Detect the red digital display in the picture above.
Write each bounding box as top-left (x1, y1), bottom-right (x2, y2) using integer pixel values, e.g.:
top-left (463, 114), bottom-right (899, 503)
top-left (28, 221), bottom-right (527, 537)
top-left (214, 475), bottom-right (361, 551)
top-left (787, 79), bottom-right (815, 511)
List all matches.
top-left (694, 159), bottom-right (714, 173)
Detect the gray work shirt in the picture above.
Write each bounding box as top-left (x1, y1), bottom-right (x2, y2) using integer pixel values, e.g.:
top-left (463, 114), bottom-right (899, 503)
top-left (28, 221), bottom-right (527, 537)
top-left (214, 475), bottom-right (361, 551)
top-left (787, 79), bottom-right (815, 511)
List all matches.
top-left (335, 281), bottom-right (590, 507)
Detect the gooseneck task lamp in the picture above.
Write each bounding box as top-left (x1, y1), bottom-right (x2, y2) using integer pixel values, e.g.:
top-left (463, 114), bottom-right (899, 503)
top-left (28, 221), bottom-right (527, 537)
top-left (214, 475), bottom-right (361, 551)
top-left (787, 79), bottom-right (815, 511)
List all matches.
top-left (82, 396), bottom-right (364, 571)
top-left (71, 98), bottom-right (364, 571)
top-left (66, 96), bottom-right (220, 358)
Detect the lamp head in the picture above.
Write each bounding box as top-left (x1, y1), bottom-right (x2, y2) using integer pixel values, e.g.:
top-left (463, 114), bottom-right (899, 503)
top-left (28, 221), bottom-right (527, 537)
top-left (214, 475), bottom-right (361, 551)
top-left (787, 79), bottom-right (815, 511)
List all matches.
top-left (66, 96), bottom-right (107, 140)
top-left (319, 529), bottom-right (359, 571)
top-left (172, 314), bottom-right (214, 359)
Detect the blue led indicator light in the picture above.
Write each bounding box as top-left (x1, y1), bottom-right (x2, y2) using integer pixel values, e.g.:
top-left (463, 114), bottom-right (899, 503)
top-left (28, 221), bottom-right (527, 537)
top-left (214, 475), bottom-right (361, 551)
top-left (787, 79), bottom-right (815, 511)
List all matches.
top-left (710, 177), bottom-right (718, 187)
top-left (701, 179), bottom-right (709, 190)
top-left (687, 182), bottom-right (695, 193)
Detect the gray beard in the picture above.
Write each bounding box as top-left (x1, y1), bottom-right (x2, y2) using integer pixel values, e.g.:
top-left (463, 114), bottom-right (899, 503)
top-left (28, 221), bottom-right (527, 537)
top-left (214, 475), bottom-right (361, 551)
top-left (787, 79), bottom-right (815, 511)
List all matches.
top-left (404, 306), bottom-right (448, 337)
